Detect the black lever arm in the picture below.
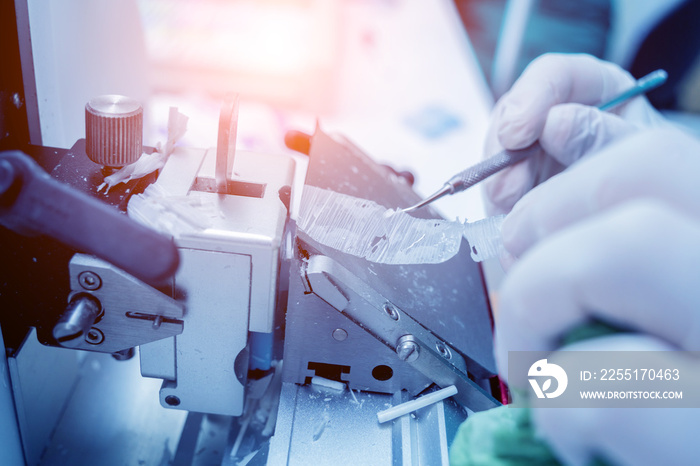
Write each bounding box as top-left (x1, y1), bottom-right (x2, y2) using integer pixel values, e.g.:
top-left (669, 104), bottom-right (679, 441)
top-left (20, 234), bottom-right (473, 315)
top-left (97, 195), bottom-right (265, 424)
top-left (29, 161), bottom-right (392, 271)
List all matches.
top-left (0, 151), bottom-right (179, 285)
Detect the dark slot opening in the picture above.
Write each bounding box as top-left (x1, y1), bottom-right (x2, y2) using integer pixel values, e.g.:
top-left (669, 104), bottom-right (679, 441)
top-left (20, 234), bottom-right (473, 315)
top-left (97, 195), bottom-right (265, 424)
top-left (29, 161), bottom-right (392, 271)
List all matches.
top-left (191, 177), bottom-right (266, 198)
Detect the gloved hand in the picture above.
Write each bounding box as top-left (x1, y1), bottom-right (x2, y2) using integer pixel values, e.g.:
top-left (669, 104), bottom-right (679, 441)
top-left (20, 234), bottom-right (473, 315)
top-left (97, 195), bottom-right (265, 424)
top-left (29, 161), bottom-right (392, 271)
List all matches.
top-left (483, 53), bottom-right (669, 216)
top-left (532, 334), bottom-right (700, 466)
top-left (494, 128), bottom-right (700, 465)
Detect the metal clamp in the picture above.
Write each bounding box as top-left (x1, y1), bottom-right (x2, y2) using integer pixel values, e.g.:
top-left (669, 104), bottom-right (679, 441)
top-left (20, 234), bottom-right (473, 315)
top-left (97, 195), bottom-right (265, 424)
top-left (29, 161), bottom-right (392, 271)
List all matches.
top-left (60, 254), bottom-right (185, 353)
top-left (304, 255), bottom-right (499, 411)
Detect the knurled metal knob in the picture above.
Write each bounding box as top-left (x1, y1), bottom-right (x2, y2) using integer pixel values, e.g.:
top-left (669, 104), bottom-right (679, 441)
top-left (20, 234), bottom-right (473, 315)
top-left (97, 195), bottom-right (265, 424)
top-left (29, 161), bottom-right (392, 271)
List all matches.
top-left (85, 95), bottom-right (143, 167)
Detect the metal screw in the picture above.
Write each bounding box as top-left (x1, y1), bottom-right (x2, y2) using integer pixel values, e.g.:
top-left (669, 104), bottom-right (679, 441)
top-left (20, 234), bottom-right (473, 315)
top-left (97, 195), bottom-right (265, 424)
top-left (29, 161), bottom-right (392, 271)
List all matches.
top-left (383, 302), bottom-right (400, 321)
top-left (332, 328), bottom-right (348, 341)
top-left (435, 342), bottom-right (452, 360)
top-left (79, 271), bottom-right (102, 290)
top-left (85, 327), bottom-right (104, 345)
top-left (152, 315), bottom-right (163, 330)
top-left (396, 335), bottom-right (420, 362)
top-left (164, 395), bottom-right (181, 406)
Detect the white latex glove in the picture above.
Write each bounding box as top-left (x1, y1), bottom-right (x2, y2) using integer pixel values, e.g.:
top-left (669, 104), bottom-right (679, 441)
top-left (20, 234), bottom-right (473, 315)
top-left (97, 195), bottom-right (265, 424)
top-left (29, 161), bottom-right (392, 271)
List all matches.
top-left (494, 129), bottom-right (700, 464)
top-left (483, 53), bottom-right (668, 216)
top-left (496, 128), bottom-right (700, 368)
top-left (533, 335), bottom-right (700, 466)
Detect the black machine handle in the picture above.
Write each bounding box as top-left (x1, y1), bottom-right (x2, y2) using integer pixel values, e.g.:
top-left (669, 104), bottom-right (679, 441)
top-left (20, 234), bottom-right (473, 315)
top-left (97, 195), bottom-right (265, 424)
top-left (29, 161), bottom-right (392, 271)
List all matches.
top-left (0, 151), bottom-right (179, 285)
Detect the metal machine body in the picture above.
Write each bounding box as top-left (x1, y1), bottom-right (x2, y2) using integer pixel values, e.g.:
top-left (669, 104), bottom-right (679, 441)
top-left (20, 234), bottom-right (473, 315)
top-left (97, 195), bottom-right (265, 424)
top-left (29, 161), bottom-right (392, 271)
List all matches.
top-left (283, 131), bottom-right (498, 407)
top-left (1, 126), bottom-right (499, 465)
top-left (0, 1), bottom-right (503, 462)
top-left (135, 145), bottom-right (295, 416)
top-left (261, 131), bottom-right (499, 465)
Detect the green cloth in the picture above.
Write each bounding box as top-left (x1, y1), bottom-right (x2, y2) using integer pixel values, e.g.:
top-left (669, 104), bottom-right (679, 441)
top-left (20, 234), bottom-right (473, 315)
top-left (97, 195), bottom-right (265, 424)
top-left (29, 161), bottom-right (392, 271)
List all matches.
top-left (450, 321), bottom-right (620, 466)
top-left (449, 404), bottom-right (560, 466)
top-left (559, 321), bottom-right (620, 347)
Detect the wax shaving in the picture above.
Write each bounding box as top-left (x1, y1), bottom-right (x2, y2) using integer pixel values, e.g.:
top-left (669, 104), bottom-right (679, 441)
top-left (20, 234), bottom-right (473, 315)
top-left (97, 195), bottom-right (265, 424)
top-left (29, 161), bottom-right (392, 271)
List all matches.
top-left (98, 107), bottom-right (188, 193)
top-left (236, 449), bottom-right (259, 466)
top-left (229, 415), bottom-right (251, 459)
top-left (298, 186), bottom-right (505, 264)
top-left (462, 215), bottom-right (506, 262)
top-left (298, 186), bottom-right (463, 265)
top-left (260, 361), bottom-right (284, 437)
top-left (376, 385), bottom-right (458, 423)
top-left (127, 184), bottom-right (217, 236)
top-left (311, 376), bottom-right (345, 391)
top-left (313, 412), bottom-right (330, 442)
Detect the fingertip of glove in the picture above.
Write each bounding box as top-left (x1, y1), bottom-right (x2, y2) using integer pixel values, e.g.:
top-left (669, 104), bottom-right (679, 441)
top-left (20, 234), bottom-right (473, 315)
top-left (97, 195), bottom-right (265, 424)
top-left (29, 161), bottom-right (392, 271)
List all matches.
top-left (500, 211), bottom-right (520, 253)
top-left (539, 105), bottom-right (580, 160)
top-left (500, 200), bottom-right (533, 258)
top-left (497, 114), bottom-right (540, 150)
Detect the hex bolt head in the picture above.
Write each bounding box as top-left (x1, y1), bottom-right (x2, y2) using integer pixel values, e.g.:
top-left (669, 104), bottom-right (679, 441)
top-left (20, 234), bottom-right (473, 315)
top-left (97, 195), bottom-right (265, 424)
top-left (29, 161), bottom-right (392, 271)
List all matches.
top-left (79, 271), bottom-right (102, 290)
top-left (396, 335), bottom-right (420, 362)
top-left (85, 327), bottom-right (104, 345)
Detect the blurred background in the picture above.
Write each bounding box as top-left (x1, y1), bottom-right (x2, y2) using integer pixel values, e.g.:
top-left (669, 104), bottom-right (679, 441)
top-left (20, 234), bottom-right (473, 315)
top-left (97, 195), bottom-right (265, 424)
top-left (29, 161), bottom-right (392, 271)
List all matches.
top-left (3, 0), bottom-right (699, 220)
